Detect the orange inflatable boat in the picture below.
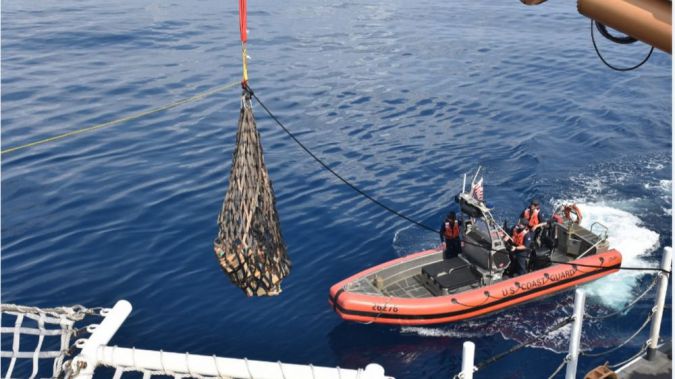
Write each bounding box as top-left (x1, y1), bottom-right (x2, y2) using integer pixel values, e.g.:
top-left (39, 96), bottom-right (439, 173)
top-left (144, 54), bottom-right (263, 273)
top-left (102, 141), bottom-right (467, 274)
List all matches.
top-left (329, 186), bottom-right (622, 325)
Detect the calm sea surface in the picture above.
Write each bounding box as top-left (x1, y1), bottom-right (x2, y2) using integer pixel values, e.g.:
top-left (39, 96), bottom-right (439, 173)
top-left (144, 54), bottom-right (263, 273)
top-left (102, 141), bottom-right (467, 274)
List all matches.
top-left (2, 1), bottom-right (672, 378)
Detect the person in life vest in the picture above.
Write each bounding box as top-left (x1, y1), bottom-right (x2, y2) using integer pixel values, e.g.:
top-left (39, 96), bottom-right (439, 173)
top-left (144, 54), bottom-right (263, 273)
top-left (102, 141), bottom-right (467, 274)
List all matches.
top-left (551, 203), bottom-right (582, 225)
top-left (521, 198), bottom-right (549, 244)
top-left (520, 199), bottom-right (546, 229)
top-left (507, 217), bottom-right (534, 275)
top-left (439, 211), bottom-right (461, 259)
top-left (562, 204), bottom-right (583, 224)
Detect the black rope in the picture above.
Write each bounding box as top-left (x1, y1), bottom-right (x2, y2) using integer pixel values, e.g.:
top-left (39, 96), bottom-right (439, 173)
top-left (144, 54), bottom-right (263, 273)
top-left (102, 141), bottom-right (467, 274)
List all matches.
top-left (248, 85), bottom-right (670, 276)
top-left (474, 316), bottom-right (574, 371)
top-left (591, 20), bottom-right (653, 72)
top-left (595, 22), bottom-right (636, 45)
top-left (246, 84), bottom-right (437, 234)
top-left (451, 294), bottom-right (491, 308)
top-left (550, 260), bottom-right (669, 274)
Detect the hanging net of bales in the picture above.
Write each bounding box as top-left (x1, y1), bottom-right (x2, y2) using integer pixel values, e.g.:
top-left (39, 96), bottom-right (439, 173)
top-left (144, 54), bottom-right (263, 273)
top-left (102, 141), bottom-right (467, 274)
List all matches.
top-left (214, 91), bottom-right (291, 296)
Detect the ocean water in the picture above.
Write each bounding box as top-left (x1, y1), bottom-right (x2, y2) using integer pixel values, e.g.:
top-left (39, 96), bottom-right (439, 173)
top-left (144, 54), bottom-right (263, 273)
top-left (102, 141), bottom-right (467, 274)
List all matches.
top-left (1, 1), bottom-right (671, 378)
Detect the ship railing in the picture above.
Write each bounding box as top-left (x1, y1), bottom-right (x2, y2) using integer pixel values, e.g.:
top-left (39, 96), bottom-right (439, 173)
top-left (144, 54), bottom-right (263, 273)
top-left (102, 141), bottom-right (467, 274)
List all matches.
top-left (455, 247), bottom-right (672, 379)
top-left (1, 300), bottom-right (392, 379)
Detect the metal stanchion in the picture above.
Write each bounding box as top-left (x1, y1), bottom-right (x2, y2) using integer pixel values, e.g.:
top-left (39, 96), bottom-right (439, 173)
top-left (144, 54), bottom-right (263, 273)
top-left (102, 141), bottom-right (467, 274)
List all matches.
top-left (72, 300), bottom-right (132, 378)
top-left (565, 289), bottom-right (586, 379)
top-left (461, 341), bottom-right (475, 379)
top-left (646, 247), bottom-right (672, 361)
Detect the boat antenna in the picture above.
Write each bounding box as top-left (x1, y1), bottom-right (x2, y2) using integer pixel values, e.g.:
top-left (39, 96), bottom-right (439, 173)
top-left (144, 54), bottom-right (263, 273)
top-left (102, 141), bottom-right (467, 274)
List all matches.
top-left (462, 174), bottom-right (467, 194)
top-left (471, 166), bottom-right (482, 187)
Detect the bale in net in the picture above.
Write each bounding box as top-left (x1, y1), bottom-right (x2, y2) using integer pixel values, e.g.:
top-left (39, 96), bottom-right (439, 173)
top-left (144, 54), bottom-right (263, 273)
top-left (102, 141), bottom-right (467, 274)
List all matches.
top-left (214, 91), bottom-right (291, 296)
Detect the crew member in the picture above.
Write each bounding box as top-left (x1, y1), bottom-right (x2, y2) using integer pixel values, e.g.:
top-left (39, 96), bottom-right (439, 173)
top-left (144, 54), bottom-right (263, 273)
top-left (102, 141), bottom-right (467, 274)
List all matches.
top-left (507, 218), bottom-right (534, 275)
top-left (440, 211), bottom-right (461, 259)
top-left (562, 204), bottom-right (582, 224)
top-left (521, 199), bottom-right (546, 229)
top-left (540, 218), bottom-right (558, 249)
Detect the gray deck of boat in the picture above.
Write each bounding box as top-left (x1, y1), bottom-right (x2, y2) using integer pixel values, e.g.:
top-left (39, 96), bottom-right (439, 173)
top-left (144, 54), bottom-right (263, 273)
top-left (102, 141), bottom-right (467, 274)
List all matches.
top-left (348, 251), bottom-right (490, 298)
top-left (346, 222), bottom-right (598, 299)
top-left (384, 276), bottom-right (431, 298)
top-left (615, 344), bottom-right (672, 379)
top-left (347, 251), bottom-right (443, 298)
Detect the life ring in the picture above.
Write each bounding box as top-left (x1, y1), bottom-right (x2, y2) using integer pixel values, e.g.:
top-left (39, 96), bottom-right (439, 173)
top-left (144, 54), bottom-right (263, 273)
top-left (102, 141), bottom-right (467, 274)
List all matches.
top-left (560, 204), bottom-right (582, 224)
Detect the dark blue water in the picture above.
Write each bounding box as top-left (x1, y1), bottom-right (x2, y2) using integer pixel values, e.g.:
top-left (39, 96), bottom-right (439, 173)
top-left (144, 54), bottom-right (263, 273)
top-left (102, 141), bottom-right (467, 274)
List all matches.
top-left (2, 1), bottom-right (671, 378)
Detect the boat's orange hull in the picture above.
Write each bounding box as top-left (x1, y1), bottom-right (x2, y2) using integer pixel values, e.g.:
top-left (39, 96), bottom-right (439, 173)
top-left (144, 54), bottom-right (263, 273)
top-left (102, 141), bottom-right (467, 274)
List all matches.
top-left (329, 249), bottom-right (622, 325)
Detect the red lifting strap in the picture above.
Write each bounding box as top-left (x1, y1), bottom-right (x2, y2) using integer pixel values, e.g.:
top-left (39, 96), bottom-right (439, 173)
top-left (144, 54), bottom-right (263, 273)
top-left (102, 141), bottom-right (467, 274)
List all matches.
top-left (239, 0), bottom-right (248, 43)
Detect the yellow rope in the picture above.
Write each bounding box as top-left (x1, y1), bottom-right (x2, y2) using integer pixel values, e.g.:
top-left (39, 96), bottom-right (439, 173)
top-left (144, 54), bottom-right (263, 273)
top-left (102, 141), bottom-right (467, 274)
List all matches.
top-left (1, 80), bottom-right (241, 155)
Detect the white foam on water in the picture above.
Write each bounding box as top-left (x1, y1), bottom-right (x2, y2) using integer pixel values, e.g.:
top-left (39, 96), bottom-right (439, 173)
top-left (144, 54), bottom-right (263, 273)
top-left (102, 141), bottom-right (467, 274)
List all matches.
top-left (658, 179), bottom-right (672, 192)
top-left (571, 202), bottom-right (660, 309)
top-left (646, 161), bottom-right (665, 171)
top-left (400, 326), bottom-right (485, 339)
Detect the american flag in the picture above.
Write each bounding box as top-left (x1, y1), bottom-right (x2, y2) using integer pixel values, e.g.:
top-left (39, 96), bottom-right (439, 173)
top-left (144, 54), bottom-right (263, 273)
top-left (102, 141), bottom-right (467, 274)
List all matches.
top-left (471, 177), bottom-right (484, 201)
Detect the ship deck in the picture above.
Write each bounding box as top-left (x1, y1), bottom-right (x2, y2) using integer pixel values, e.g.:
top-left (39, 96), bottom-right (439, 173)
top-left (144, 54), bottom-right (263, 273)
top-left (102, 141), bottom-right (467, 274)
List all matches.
top-left (614, 343), bottom-right (672, 378)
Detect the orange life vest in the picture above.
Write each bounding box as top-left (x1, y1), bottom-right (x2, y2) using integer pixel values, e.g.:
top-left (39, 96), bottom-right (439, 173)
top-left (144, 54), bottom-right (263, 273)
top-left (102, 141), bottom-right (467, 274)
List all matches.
top-left (444, 221), bottom-right (460, 239)
top-left (523, 208), bottom-right (540, 228)
top-left (512, 229), bottom-right (526, 247)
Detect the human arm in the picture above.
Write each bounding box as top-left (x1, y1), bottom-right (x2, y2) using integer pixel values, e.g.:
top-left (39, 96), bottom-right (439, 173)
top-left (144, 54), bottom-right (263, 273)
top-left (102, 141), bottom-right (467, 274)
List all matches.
top-left (531, 222), bottom-right (547, 231)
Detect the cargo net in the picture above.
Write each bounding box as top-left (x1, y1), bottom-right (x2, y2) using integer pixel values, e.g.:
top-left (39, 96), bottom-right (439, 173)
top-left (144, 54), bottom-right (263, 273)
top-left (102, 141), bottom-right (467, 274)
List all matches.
top-left (0, 303), bottom-right (104, 379)
top-left (214, 92), bottom-right (291, 296)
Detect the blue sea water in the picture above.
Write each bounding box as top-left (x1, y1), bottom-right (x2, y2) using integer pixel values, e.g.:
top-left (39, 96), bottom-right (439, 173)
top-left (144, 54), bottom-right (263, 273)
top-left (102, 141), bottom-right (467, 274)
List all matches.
top-left (1, 0), bottom-right (671, 378)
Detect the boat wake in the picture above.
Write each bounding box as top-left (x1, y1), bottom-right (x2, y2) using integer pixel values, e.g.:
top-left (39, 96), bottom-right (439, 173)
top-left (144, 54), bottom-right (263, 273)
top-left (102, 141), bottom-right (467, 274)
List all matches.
top-left (572, 202), bottom-right (659, 309)
top-left (400, 299), bottom-right (576, 353)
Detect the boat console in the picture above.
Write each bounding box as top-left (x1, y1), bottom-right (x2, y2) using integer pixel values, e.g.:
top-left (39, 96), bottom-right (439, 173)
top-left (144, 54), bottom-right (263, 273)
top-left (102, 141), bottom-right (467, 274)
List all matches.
top-left (420, 192), bottom-right (512, 294)
top-left (420, 257), bottom-right (482, 296)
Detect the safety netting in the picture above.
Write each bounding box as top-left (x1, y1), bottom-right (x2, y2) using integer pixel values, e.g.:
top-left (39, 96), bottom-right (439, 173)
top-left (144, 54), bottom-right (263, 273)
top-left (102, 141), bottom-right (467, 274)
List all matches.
top-left (0, 304), bottom-right (103, 379)
top-left (214, 92), bottom-right (291, 296)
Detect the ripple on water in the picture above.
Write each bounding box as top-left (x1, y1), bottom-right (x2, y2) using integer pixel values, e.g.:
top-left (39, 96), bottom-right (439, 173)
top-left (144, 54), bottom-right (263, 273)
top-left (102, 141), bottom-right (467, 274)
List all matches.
top-left (1, 0), bottom-right (671, 378)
